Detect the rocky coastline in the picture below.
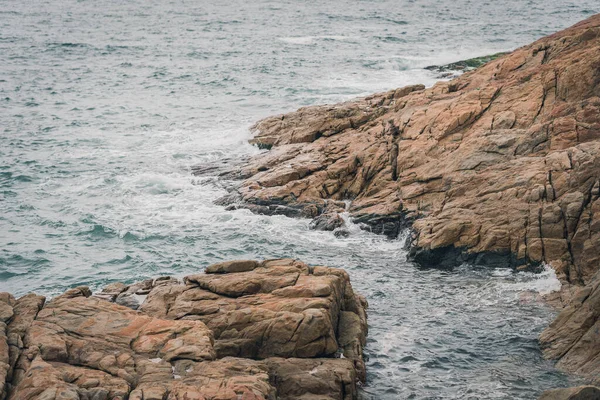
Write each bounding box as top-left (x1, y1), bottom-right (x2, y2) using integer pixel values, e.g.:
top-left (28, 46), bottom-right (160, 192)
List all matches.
top-left (208, 14), bottom-right (600, 396)
top-left (0, 259), bottom-right (367, 399)
top-left (218, 15), bottom-right (600, 287)
top-left (3, 14), bottom-right (599, 400)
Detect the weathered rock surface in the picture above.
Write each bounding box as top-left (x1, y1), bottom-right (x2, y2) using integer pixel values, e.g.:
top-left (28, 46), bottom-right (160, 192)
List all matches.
top-left (538, 385), bottom-right (600, 400)
top-left (3, 293), bottom-right (45, 397)
top-left (540, 269), bottom-right (600, 384)
top-left (216, 15), bottom-right (600, 289)
top-left (202, 14), bottom-right (600, 388)
top-left (0, 259), bottom-right (366, 400)
top-left (139, 258), bottom-right (368, 381)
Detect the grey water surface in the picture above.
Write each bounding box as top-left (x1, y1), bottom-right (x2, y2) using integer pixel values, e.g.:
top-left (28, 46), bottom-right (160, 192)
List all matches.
top-left (1, 1), bottom-right (597, 398)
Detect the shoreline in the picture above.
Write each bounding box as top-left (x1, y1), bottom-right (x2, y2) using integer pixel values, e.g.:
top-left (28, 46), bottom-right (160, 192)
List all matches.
top-left (210, 13), bottom-right (600, 391)
top-left (1, 7), bottom-right (599, 399)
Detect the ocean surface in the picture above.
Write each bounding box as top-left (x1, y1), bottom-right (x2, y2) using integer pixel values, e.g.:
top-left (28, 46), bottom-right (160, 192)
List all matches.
top-left (1, 1), bottom-right (597, 398)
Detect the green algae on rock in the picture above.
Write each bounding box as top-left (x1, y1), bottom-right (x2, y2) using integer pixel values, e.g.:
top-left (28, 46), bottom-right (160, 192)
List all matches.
top-left (425, 52), bottom-right (510, 73)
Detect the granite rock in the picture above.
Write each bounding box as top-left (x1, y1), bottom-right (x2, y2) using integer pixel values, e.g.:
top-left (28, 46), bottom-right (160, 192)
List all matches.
top-left (0, 259), bottom-right (366, 400)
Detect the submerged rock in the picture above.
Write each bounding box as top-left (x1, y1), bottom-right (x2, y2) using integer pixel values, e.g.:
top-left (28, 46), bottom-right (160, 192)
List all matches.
top-left (0, 259), bottom-right (366, 400)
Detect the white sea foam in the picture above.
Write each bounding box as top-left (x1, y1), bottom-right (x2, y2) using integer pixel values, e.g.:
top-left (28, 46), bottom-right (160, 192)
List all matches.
top-left (503, 264), bottom-right (562, 295)
top-left (279, 36), bottom-right (315, 45)
top-left (279, 35), bottom-right (355, 45)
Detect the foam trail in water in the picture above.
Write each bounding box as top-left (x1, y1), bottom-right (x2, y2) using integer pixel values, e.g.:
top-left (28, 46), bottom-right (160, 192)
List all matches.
top-left (499, 264), bottom-right (562, 295)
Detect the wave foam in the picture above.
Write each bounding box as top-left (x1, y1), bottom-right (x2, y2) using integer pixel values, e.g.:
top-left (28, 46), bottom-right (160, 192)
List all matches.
top-left (507, 264), bottom-right (562, 295)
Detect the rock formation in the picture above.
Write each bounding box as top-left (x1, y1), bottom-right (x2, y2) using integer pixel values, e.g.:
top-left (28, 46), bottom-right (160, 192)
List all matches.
top-left (0, 259), bottom-right (367, 400)
top-left (210, 14), bottom-right (600, 388)
top-left (540, 269), bottom-right (600, 385)
top-left (538, 385), bottom-right (600, 400)
top-left (217, 15), bottom-right (600, 289)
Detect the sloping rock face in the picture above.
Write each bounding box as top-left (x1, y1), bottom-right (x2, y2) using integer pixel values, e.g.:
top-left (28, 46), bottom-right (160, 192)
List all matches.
top-left (0, 259), bottom-right (366, 400)
top-left (540, 270), bottom-right (600, 384)
top-left (218, 15), bottom-right (600, 287)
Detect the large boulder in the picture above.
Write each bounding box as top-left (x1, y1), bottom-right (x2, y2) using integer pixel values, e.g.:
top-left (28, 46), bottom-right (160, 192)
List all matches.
top-left (0, 259), bottom-right (366, 400)
top-left (140, 259), bottom-right (368, 381)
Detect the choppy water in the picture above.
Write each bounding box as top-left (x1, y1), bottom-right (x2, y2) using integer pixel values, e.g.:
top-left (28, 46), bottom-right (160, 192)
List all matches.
top-left (1, 0), bottom-right (596, 398)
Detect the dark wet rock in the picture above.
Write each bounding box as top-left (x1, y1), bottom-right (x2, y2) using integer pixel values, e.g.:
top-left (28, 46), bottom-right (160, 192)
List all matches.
top-left (352, 212), bottom-right (409, 239)
top-left (309, 213), bottom-right (345, 231)
top-left (334, 229), bottom-right (351, 238)
top-left (409, 244), bottom-right (539, 270)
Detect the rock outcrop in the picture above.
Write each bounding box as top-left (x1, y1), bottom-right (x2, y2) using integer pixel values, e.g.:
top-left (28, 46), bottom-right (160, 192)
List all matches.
top-left (206, 14), bottom-right (600, 387)
top-left (0, 259), bottom-right (367, 400)
top-left (540, 269), bottom-right (600, 384)
top-left (216, 15), bottom-right (600, 289)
